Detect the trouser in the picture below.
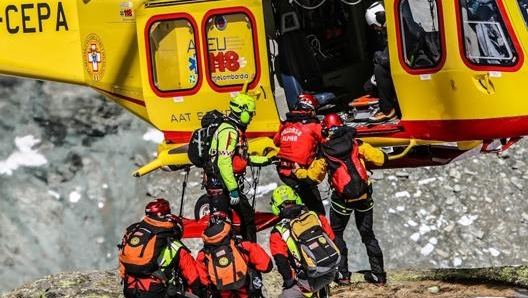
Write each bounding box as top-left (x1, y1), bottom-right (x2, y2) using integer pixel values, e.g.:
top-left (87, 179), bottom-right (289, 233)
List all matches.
top-left (329, 193), bottom-right (385, 275)
top-left (279, 174), bottom-right (325, 216)
top-left (373, 63), bottom-right (399, 117)
top-left (209, 192), bottom-right (256, 243)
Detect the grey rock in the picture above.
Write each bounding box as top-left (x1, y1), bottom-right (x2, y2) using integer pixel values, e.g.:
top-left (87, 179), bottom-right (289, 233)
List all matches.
top-left (2, 77), bottom-right (528, 293)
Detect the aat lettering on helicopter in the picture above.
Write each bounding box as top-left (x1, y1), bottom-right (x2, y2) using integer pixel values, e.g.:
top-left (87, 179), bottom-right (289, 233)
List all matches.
top-left (1, 0), bottom-right (528, 179)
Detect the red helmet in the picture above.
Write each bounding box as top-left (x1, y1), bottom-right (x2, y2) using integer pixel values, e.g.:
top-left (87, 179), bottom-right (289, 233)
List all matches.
top-left (166, 214), bottom-right (184, 238)
top-left (321, 113), bottom-right (344, 130)
top-left (295, 93), bottom-right (319, 111)
top-left (145, 198), bottom-right (171, 217)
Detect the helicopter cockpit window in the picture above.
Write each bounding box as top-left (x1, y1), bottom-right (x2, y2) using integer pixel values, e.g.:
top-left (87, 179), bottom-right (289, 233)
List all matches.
top-left (398, 0), bottom-right (443, 70)
top-left (458, 0), bottom-right (518, 67)
top-left (204, 12), bottom-right (258, 89)
top-left (148, 18), bottom-right (199, 92)
top-left (516, 0), bottom-right (528, 28)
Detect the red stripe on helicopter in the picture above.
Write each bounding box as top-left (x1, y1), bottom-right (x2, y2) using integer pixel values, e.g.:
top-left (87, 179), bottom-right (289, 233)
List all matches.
top-left (356, 116), bottom-right (528, 141)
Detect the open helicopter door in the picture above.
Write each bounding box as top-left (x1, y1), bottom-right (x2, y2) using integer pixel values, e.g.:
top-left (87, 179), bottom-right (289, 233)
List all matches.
top-left (134, 0), bottom-right (280, 147)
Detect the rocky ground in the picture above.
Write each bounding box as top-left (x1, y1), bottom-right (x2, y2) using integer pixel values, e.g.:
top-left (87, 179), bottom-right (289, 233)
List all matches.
top-left (1, 76), bottom-right (528, 294)
top-left (3, 266), bottom-right (528, 298)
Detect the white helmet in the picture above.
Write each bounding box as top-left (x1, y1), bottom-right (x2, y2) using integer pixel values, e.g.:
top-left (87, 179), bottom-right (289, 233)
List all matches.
top-left (365, 1), bottom-right (386, 27)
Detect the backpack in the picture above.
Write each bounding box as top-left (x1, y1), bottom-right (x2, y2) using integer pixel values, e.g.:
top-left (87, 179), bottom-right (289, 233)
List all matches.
top-left (204, 239), bottom-right (249, 291)
top-left (288, 211), bottom-right (340, 278)
top-left (187, 110), bottom-right (226, 168)
top-left (119, 218), bottom-right (176, 278)
top-left (323, 140), bottom-right (369, 200)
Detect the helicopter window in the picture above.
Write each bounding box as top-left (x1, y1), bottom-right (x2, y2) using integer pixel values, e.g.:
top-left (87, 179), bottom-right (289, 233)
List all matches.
top-left (204, 12), bottom-right (258, 90)
top-left (516, 0), bottom-right (528, 28)
top-left (458, 0), bottom-right (519, 67)
top-left (148, 18), bottom-right (199, 93)
top-left (398, 0), bottom-right (443, 71)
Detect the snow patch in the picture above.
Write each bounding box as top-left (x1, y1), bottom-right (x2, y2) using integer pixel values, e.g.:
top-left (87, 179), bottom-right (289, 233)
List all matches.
top-left (48, 190), bottom-right (60, 200)
top-left (0, 135), bottom-right (47, 175)
top-left (418, 177), bottom-right (436, 185)
top-left (420, 243), bottom-right (435, 256)
top-left (419, 224), bottom-right (432, 234)
top-left (69, 190), bottom-right (82, 203)
top-left (142, 129), bottom-right (164, 144)
top-left (395, 191), bottom-right (411, 198)
top-left (488, 247), bottom-right (500, 257)
top-left (410, 233), bottom-right (420, 241)
top-left (407, 219), bottom-right (418, 227)
top-left (457, 214), bottom-right (478, 226)
top-left (453, 257), bottom-right (462, 266)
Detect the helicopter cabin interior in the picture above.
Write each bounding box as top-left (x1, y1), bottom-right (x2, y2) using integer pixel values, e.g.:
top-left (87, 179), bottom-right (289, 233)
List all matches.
top-left (268, 0), bottom-right (381, 111)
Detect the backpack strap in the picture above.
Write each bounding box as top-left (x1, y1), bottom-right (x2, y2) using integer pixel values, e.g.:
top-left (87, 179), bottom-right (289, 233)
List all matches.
top-left (274, 220), bottom-right (303, 267)
top-left (350, 140), bottom-right (368, 183)
top-left (157, 239), bottom-right (185, 283)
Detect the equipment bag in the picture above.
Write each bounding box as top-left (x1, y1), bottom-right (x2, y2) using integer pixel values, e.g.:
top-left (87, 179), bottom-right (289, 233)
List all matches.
top-left (119, 219), bottom-right (175, 277)
top-left (187, 110), bottom-right (226, 168)
top-left (204, 239), bottom-right (249, 291)
top-left (323, 140), bottom-right (369, 200)
top-left (289, 211), bottom-right (340, 278)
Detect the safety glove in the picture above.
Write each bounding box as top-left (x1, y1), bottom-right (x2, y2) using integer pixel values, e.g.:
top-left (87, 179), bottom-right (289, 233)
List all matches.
top-left (229, 189), bottom-right (240, 205)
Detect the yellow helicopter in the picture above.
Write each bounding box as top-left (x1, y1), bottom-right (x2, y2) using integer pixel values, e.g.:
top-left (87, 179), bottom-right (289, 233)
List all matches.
top-left (1, 0), bottom-right (527, 178)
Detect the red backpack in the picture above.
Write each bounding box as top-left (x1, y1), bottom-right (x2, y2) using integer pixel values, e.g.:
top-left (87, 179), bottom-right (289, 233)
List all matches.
top-left (324, 139), bottom-right (369, 200)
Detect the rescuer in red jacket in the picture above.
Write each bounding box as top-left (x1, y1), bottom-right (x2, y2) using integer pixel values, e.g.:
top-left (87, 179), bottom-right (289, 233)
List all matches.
top-left (273, 93), bottom-right (326, 215)
top-left (120, 198), bottom-right (205, 298)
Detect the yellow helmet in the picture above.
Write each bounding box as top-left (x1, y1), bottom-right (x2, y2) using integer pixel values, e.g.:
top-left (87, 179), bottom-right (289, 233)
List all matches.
top-left (230, 93), bottom-right (256, 124)
top-left (270, 185), bottom-right (303, 216)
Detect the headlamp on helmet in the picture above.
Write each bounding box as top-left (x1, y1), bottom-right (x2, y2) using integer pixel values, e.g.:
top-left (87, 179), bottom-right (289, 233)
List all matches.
top-left (270, 185), bottom-right (303, 216)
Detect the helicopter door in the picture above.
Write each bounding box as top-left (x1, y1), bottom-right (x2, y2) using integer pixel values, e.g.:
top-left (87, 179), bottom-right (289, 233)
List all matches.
top-left (391, 0), bottom-right (526, 127)
top-left (135, 1), bottom-right (279, 143)
top-left (450, 0), bottom-right (526, 123)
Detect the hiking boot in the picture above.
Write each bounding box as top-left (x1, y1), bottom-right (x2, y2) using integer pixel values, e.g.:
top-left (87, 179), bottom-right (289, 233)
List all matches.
top-left (364, 271), bottom-right (387, 286)
top-left (367, 108), bottom-right (397, 123)
top-left (334, 271), bottom-right (351, 286)
top-left (316, 285), bottom-right (330, 298)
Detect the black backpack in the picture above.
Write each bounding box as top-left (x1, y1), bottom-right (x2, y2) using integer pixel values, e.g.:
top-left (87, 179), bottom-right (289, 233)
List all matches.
top-left (187, 110), bottom-right (226, 168)
top-left (287, 211), bottom-right (340, 278)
